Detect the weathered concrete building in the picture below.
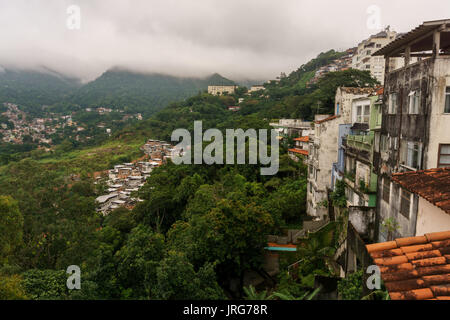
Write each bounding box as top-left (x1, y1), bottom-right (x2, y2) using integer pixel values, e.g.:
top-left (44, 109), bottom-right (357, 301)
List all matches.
top-left (331, 87), bottom-right (376, 188)
top-left (308, 87), bottom-right (376, 219)
top-left (373, 19), bottom-right (450, 240)
top-left (307, 115), bottom-right (339, 219)
top-left (389, 168), bottom-right (450, 239)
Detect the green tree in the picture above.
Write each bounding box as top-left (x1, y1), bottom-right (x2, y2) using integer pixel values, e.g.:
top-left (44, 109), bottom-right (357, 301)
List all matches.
top-left (0, 274), bottom-right (28, 300)
top-left (154, 251), bottom-right (225, 300)
top-left (115, 224), bottom-right (165, 299)
top-left (0, 196), bottom-right (24, 264)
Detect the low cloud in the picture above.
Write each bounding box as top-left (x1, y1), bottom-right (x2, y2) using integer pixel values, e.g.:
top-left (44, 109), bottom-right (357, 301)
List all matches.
top-left (0, 0), bottom-right (448, 82)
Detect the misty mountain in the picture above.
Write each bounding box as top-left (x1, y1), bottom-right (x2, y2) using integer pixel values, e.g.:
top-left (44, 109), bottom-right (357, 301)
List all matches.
top-left (0, 68), bottom-right (81, 113)
top-left (67, 70), bottom-right (236, 115)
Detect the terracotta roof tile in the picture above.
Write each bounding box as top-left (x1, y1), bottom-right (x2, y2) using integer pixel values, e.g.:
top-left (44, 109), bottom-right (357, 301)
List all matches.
top-left (395, 236), bottom-right (428, 247)
top-left (392, 167), bottom-right (450, 214)
top-left (405, 250), bottom-right (442, 261)
top-left (374, 255), bottom-right (409, 266)
top-left (389, 288), bottom-right (434, 300)
top-left (370, 248), bottom-right (403, 259)
top-left (430, 284), bottom-right (450, 296)
top-left (399, 243), bottom-right (433, 253)
top-left (288, 148), bottom-right (308, 156)
top-left (366, 241), bottom-right (397, 253)
top-left (411, 256), bottom-right (447, 268)
top-left (426, 231), bottom-right (450, 242)
top-left (422, 273), bottom-right (450, 286)
top-left (366, 230), bottom-right (450, 300)
top-left (314, 115), bottom-right (338, 124)
top-left (293, 136), bottom-right (309, 142)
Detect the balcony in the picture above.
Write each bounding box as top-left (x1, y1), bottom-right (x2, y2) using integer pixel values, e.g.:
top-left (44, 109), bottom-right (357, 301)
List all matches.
top-left (346, 134), bottom-right (373, 153)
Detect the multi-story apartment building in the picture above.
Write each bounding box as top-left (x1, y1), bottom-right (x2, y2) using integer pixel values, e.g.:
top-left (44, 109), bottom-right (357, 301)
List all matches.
top-left (372, 19), bottom-right (450, 241)
top-left (342, 91), bottom-right (383, 210)
top-left (207, 85), bottom-right (237, 95)
top-left (331, 87), bottom-right (376, 187)
top-left (307, 114), bottom-right (339, 219)
top-left (307, 87), bottom-right (377, 220)
top-left (352, 26), bottom-right (402, 84)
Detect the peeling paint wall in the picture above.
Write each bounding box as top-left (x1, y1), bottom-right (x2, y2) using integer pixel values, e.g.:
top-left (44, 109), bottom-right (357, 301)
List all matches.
top-left (427, 58), bottom-right (450, 168)
top-left (377, 178), bottom-right (419, 241)
top-left (349, 206), bottom-right (376, 241)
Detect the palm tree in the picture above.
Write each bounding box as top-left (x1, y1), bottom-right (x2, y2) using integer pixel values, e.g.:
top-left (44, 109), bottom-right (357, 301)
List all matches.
top-left (271, 286), bottom-right (322, 300)
top-left (243, 285), bottom-right (271, 300)
top-left (296, 237), bottom-right (335, 273)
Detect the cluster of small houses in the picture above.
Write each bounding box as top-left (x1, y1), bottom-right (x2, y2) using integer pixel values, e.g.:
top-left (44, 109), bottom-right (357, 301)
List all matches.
top-left (0, 102), bottom-right (145, 146)
top-left (94, 139), bottom-right (174, 215)
top-left (0, 103), bottom-right (55, 145)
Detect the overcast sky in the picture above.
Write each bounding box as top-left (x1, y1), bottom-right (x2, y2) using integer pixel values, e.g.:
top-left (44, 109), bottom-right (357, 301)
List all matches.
top-left (0, 0), bottom-right (449, 82)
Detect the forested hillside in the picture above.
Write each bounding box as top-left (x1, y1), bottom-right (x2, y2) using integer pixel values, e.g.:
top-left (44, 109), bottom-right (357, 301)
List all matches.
top-left (0, 50), bottom-right (380, 300)
top-left (0, 68), bottom-right (81, 116)
top-left (63, 70), bottom-right (235, 116)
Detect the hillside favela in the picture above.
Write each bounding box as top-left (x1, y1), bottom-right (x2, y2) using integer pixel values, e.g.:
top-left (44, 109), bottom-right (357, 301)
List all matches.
top-left (0, 1), bottom-right (450, 311)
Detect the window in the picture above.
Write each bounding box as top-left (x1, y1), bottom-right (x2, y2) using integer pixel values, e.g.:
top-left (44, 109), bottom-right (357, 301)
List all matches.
top-left (408, 91), bottom-right (420, 114)
top-left (406, 142), bottom-right (422, 169)
top-left (375, 104), bottom-right (382, 126)
top-left (366, 65), bottom-right (371, 70)
top-left (383, 178), bottom-right (390, 203)
top-left (363, 105), bottom-right (370, 123)
top-left (356, 105), bottom-right (370, 123)
top-left (389, 93), bottom-right (398, 114)
top-left (400, 189), bottom-right (411, 218)
top-left (376, 44), bottom-right (382, 48)
top-left (336, 103), bottom-right (340, 115)
top-left (438, 144), bottom-right (450, 168)
top-left (445, 87), bottom-right (450, 113)
top-left (380, 135), bottom-right (389, 152)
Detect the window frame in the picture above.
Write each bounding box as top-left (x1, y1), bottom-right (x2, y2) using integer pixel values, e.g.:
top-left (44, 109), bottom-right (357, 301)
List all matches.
top-left (406, 141), bottom-right (422, 169)
top-left (382, 178), bottom-right (390, 203)
top-left (408, 90), bottom-right (420, 114)
top-left (400, 189), bottom-right (412, 219)
top-left (438, 144), bottom-right (450, 168)
top-left (388, 93), bottom-right (398, 114)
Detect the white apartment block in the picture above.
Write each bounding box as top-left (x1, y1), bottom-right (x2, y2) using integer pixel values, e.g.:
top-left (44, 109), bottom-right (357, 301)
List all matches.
top-left (207, 85), bottom-right (237, 95)
top-left (351, 27), bottom-right (402, 84)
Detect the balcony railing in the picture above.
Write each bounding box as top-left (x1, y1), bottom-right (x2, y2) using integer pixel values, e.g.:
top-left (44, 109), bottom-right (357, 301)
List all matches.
top-left (346, 134), bottom-right (373, 152)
